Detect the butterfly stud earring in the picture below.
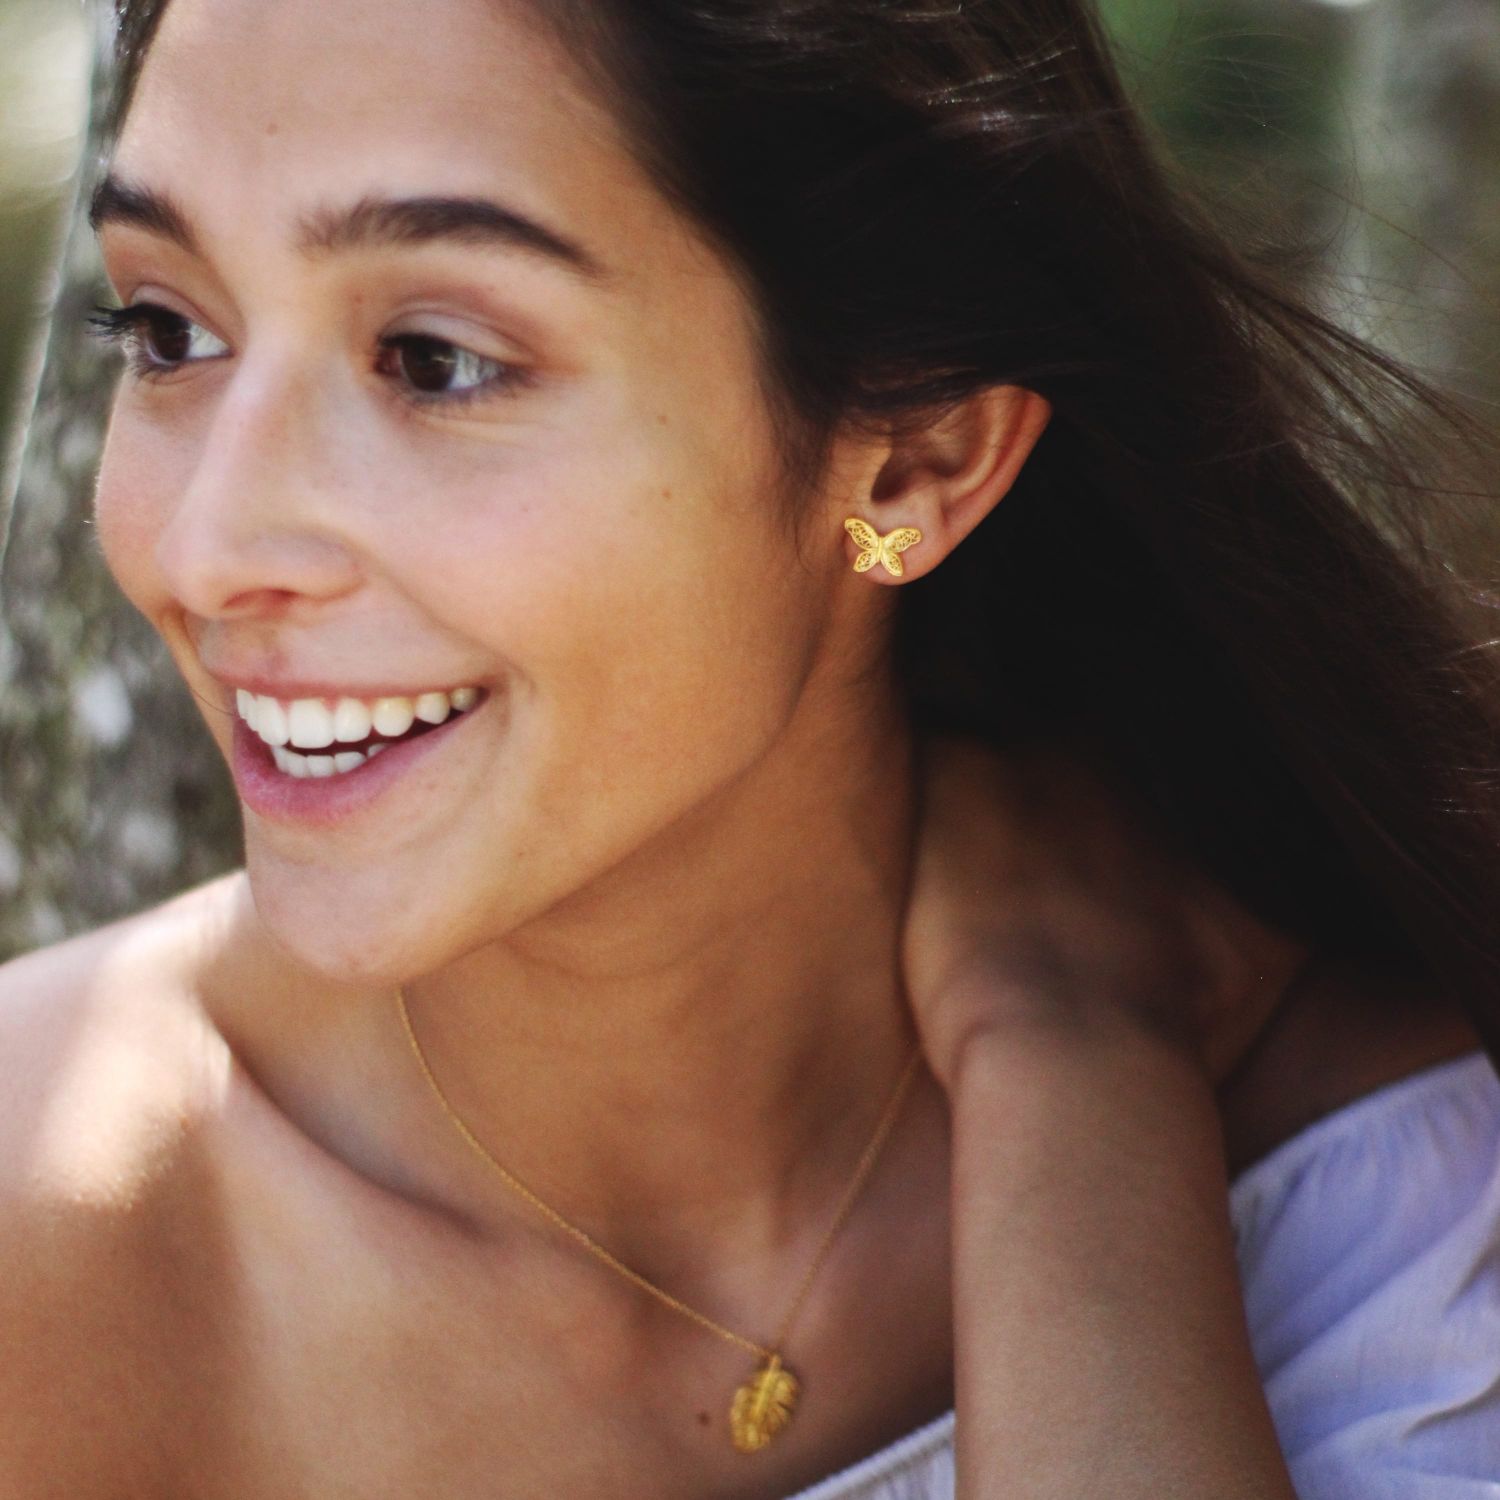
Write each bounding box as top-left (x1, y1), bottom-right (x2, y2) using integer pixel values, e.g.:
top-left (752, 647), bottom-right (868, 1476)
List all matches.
top-left (844, 517), bottom-right (923, 577)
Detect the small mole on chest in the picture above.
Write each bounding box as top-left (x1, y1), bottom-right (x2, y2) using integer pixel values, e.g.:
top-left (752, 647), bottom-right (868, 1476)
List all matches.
top-left (697, 1411), bottom-right (711, 1427)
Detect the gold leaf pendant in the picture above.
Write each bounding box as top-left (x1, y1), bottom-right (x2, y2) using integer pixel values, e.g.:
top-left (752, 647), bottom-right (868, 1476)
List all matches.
top-left (729, 1353), bottom-right (800, 1453)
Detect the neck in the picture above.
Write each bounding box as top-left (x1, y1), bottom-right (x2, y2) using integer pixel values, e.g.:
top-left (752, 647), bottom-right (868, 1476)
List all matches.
top-left (216, 692), bottom-right (928, 1293)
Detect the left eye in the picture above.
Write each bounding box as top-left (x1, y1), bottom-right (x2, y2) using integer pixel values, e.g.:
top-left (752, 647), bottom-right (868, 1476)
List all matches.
top-left (375, 334), bottom-right (526, 404)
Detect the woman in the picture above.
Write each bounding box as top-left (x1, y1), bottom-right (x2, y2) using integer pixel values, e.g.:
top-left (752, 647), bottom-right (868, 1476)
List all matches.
top-left (1, 0), bottom-right (1496, 1494)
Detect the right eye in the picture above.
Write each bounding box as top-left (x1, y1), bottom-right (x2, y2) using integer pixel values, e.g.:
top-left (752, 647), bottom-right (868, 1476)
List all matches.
top-left (86, 301), bottom-right (231, 379)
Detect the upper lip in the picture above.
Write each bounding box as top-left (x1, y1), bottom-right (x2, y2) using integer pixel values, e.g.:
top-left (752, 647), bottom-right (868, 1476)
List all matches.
top-left (205, 669), bottom-right (486, 702)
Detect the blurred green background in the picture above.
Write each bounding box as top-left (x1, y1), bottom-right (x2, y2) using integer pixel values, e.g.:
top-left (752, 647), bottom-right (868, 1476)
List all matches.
top-left (0, 0), bottom-right (1497, 960)
top-left (0, 0), bottom-right (87, 538)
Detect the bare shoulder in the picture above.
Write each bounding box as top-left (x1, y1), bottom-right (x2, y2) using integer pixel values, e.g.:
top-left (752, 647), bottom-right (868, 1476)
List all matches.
top-left (0, 873), bottom-right (245, 1491)
top-left (0, 871), bottom-right (243, 1199)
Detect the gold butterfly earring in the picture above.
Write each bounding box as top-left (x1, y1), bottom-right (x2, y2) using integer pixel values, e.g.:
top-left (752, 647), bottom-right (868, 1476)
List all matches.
top-left (843, 517), bottom-right (922, 577)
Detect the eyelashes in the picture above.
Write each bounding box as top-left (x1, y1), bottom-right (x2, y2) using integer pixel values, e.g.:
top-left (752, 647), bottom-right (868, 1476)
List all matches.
top-left (84, 300), bottom-right (536, 410)
top-left (86, 302), bottom-right (217, 379)
top-left (84, 304), bottom-right (146, 343)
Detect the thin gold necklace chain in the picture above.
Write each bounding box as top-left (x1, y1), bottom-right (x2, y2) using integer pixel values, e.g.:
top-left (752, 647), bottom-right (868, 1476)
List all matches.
top-left (394, 984), bottom-right (924, 1362)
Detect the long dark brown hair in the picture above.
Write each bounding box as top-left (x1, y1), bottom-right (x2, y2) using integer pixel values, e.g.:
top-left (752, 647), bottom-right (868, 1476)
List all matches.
top-left (106, 0), bottom-right (1500, 1066)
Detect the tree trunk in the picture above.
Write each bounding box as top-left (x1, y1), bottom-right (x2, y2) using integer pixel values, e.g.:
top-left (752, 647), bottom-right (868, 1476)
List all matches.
top-left (0, 4), bottom-right (240, 960)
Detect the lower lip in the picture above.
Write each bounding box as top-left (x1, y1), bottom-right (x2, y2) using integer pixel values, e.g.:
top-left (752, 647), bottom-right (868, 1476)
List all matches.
top-left (230, 695), bottom-right (489, 827)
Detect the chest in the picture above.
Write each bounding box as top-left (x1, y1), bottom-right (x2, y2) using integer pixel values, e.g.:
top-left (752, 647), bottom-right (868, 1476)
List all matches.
top-left (149, 1099), bottom-right (955, 1500)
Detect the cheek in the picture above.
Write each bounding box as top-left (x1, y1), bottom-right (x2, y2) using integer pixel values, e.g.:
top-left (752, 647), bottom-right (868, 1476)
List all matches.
top-left (426, 470), bottom-right (817, 774)
top-left (92, 415), bottom-right (176, 615)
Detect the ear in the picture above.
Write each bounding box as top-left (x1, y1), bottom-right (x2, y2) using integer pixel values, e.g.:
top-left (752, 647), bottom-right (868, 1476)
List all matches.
top-left (837, 385), bottom-right (1051, 583)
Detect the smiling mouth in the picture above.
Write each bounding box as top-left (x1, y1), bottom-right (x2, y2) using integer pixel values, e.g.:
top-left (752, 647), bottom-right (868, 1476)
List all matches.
top-left (234, 684), bottom-right (486, 778)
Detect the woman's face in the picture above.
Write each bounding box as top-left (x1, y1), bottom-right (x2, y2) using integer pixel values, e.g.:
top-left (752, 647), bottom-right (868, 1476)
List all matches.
top-left (95, 0), bottom-right (870, 978)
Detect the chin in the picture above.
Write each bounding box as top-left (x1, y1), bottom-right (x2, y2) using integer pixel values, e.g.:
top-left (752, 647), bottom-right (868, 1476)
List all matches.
top-left (241, 833), bottom-right (554, 988)
top-left (240, 843), bottom-right (450, 985)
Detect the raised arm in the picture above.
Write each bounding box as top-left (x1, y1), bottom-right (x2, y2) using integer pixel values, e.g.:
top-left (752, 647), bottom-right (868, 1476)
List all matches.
top-left (900, 735), bottom-right (1311, 1499)
top-left (947, 1009), bottom-right (1296, 1498)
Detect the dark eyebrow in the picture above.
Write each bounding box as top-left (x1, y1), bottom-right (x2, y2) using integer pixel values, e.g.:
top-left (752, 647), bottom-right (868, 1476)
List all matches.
top-left (89, 174), bottom-right (197, 249)
top-left (88, 172), bottom-right (612, 286)
top-left (295, 194), bottom-right (611, 285)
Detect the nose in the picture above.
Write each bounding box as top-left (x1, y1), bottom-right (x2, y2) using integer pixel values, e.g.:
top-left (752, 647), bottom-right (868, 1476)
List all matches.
top-left (153, 352), bottom-right (364, 621)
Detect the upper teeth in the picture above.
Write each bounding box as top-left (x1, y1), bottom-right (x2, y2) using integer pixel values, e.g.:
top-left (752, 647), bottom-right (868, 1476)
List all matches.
top-left (235, 685), bottom-right (480, 749)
